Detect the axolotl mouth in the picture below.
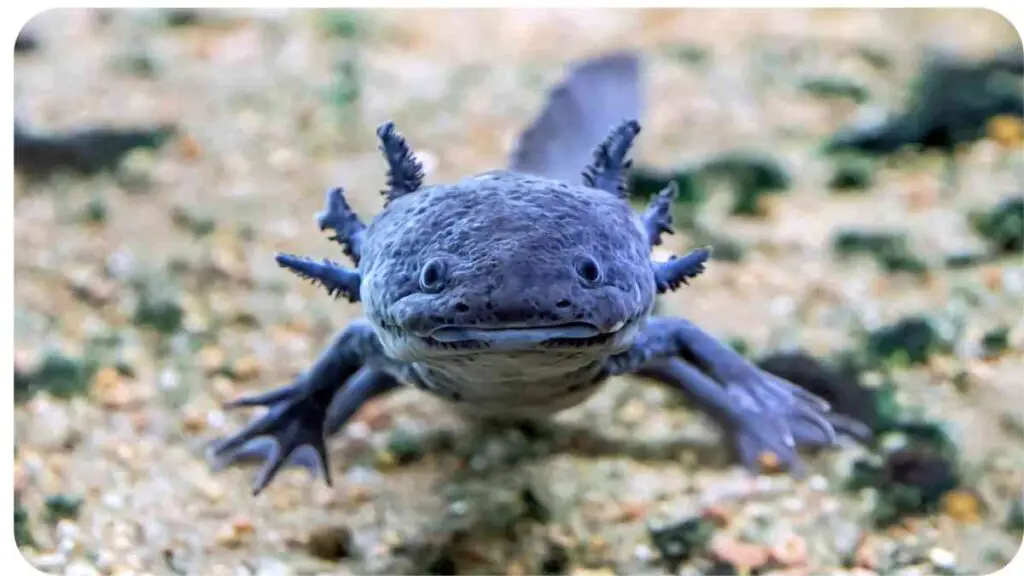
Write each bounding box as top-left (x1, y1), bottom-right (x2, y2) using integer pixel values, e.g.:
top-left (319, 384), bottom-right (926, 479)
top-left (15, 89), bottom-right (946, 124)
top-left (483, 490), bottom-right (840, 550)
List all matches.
top-left (425, 321), bottom-right (626, 351)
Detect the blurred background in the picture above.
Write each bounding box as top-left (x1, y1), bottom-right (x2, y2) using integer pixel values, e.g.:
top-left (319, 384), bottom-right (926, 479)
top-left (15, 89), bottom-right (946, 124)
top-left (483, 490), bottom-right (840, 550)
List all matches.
top-left (12, 8), bottom-right (1024, 575)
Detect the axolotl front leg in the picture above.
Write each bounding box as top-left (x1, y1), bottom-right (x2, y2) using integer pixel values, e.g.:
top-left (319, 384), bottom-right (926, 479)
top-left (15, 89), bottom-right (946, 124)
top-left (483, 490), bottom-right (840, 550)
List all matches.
top-left (209, 322), bottom-right (408, 494)
top-left (209, 124), bottom-right (425, 495)
top-left (604, 316), bottom-right (872, 474)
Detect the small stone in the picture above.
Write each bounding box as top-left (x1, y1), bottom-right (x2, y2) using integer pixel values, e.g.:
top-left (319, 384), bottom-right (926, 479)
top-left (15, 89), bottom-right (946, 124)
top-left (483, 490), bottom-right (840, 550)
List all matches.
top-left (33, 553), bottom-right (68, 572)
top-left (1006, 496), bottom-right (1024, 534)
top-left (540, 538), bottom-right (571, 575)
top-left (67, 269), bottom-right (115, 304)
top-left (214, 517), bottom-right (253, 548)
top-left (374, 449), bottom-right (397, 469)
top-left (854, 534), bottom-right (877, 570)
top-left (25, 352), bottom-right (95, 400)
top-left (92, 368), bottom-right (145, 410)
top-left (633, 544), bottom-right (654, 563)
top-left (700, 504), bottom-right (731, 527)
top-left (808, 475), bottom-right (829, 491)
top-left (386, 428), bottom-right (424, 464)
top-left (180, 407), bottom-right (207, 433)
top-left (648, 516), bottom-right (717, 572)
top-left (940, 489), bottom-right (982, 523)
top-left (615, 500), bottom-right (648, 522)
top-left (254, 558), bottom-right (294, 576)
top-left (618, 398), bottom-right (646, 424)
top-left (231, 355), bottom-right (262, 381)
top-left (25, 396), bottom-right (76, 449)
top-left (46, 496), bottom-right (83, 521)
top-left (355, 399), bottom-right (392, 430)
top-left (199, 346), bottom-right (227, 374)
top-left (987, 114), bottom-right (1023, 148)
top-left (757, 451), bottom-right (783, 474)
top-left (927, 547), bottom-right (956, 571)
top-left (771, 534), bottom-right (808, 567)
top-left (709, 534), bottom-right (770, 571)
top-left (64, 561), bottom-right (100, 576)
top-left (306, 524), bottom-right (352, 560)
top-left (232, 516), bottom-right (255, 534)
top-left (91, 366), bottom-right (146, 407)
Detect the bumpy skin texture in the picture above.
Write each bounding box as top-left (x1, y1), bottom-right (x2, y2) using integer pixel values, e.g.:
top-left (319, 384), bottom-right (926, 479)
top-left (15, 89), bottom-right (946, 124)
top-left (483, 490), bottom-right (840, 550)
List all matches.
top-left (209, 120), bottom-right (870, 495)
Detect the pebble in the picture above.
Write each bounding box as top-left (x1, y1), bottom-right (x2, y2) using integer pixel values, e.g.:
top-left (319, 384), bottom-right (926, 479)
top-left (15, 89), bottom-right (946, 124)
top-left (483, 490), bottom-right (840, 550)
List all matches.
top-left (232, 355), bottom-right (262, 381)
top-left (854, 534), bottom-right (877, 570)
top-left (254, 558), bottom-right (295, 576)
top-left (633, 544), bottom-right (654, 563)
top-left (180, 407), bottom-right (207, 432)
top-left (345, 420), bottom-right (372, 441)
top-left (781, 497), bottom-right (804, 513)
top-left (928, 548), bottom-right (957, 572)
top-left (31, 552), bottom-right (67, 572)
top-left (25, 396), bottom-right (76, 450)
top-left (56, 518), bottom-right (80, 541)
top-left (940, 489), bottom-right (982, 523)
top-left (710, 534), bottom-right (770, 571)
top-left (200, 346), bottom-right (227, 373)
top-left (771, 533), bottom-right (808, 567)
top-left (92, 367), bottom-right (146, 409)
top-left (305, 525), bottom-right (352, 560)
top-left (65, 561), bottom-right (101, 576)
top-left (214, 516), bottom-right (254, 548)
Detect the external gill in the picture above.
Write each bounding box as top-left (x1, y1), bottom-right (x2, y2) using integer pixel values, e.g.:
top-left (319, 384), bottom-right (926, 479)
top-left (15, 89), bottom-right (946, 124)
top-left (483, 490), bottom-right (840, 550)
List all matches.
top-left (275, 253), bottom-right (361, 303)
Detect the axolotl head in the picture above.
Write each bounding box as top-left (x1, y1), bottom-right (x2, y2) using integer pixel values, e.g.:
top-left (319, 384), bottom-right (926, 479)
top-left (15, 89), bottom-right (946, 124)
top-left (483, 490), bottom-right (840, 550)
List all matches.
top-left (274, 121), bottom-right (705, 380)
top-left (359, 168), bottom-right (656, 364)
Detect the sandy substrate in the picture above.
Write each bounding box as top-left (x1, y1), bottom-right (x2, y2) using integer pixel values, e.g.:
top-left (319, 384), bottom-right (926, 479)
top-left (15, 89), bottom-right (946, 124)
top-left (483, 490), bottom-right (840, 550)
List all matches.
top-left (13, 8), bottom-right (1024, 576)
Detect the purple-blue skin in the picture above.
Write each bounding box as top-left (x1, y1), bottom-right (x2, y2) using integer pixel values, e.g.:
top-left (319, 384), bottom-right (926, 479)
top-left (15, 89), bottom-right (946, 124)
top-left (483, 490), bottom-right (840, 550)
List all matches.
top-left (208, 119), bottom-right (871, 495)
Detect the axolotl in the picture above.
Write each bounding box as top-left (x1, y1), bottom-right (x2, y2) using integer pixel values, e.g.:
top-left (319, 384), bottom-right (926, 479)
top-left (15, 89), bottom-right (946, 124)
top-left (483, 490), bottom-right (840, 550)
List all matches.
top-left (209, 120), bottom-right (869, 494)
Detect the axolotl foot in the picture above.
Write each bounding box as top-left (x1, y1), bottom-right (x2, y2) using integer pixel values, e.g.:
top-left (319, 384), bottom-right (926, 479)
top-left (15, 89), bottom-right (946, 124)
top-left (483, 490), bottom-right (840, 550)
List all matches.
top-left (208, 322), bottom-right (400, 494)
top-left (607, 317), bottom-right (873, 475)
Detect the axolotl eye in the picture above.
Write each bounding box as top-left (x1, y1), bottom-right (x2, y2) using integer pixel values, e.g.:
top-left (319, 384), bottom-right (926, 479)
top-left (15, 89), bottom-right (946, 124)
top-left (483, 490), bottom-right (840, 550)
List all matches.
top-left (573, 255), bottom-right (604, 287)
top-left (418, 258), bottom-right (448, 293)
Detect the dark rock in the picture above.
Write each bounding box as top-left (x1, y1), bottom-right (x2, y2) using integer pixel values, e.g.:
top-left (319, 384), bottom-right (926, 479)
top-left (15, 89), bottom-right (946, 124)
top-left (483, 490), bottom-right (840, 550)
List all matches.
top-left (648, 516), bottom-right (717, 573)
top-left (756, 350), bottom-right (876, 430)
top-left (800, 75), bottom-right (871, 103)
top-left (943, 249), bottom-right (992, 269)
top-left (15, 121), bottom-right (176, 179)
top-left (306, 525), bottom-right (353, 561)
top-left (44, 494), bottom-right (83, 522)
top-left (824, 48), bottom-right (1023, 157)
top-left (1007, 496), bottom-right (1024, 535)
top-left (831, 229), bottom-right (928, 274)
top-left (14, 496), bottom-right (34, 548)
top-left (387, 428), bottom-right (425, 465)
top-left (981, 327), bottom-right (1011, 358)
top-left (426, 551), bottom-right (458, 575)
top-left (847, 446), bottom-right (960, 527)
top-left (828, 155), bottom-right (875, 191)
top-left (699, 151), bottom-right (791, 217)
top-left (19, 351), bottom-right (97, 401)
top-left (970, 195), bottom-right (1024, 256)
top-left (162, 8), bottom-right (203, 27)
top-left (539, 539), bottom-right (571, 575)
top-left (865, 315), bottom-right (952, 366)
top-left (133, 290), bottom-right (184, 335)
top-left (170, 205), bottom-right (216, 237)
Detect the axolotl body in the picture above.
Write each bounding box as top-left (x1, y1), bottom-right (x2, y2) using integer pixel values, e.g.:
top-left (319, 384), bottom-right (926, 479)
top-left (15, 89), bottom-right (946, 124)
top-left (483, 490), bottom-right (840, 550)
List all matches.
top-left (210, 120), bottom-right (869, 494)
